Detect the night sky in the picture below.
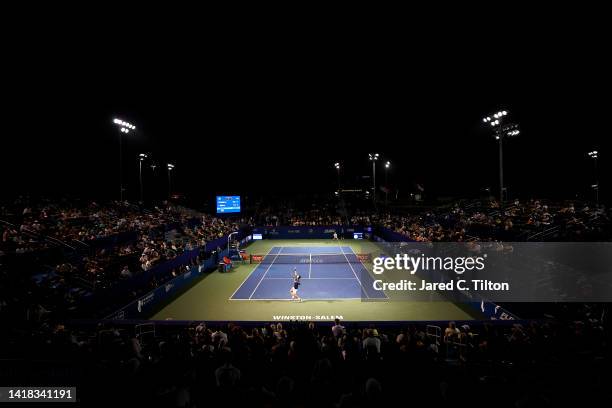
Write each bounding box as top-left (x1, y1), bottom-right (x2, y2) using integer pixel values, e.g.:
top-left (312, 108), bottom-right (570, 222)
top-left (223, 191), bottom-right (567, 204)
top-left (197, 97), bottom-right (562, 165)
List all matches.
top-left (3, 40), bottom-right (611, 208)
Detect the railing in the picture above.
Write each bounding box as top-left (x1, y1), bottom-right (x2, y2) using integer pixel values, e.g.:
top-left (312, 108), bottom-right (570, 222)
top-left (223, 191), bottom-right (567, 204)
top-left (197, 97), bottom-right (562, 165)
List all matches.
top-left (0, 219), bottom-right (76, 251)
top-left (527, 225), bottom-right (561, 241)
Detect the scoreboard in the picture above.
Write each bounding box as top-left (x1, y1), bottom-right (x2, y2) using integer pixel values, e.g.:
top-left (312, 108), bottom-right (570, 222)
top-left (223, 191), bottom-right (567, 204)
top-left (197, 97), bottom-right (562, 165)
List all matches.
top-left (216, 196), bottom-right (241, 214)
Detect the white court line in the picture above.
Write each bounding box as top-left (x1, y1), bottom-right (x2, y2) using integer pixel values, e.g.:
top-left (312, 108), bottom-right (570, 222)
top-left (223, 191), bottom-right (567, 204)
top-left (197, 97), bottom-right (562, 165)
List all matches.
top-left (266, 252), bottom-right (350, 256)
top-left (343, 247), bottom-right (389, 300)
top-left (248, 251), bottom-right (281, 299)
top-left (264, 277), bottom-right (356, 280)
top-left (308, 253), bottom-right (312, 279)
top-left (340, 246), bottom-right (369, 299)
top-left (229, 297), bottom-right (364, 301)
top-left (229, 246), bottom-right (276, 300)
top-left (231, 246), bottom-right (379, 301)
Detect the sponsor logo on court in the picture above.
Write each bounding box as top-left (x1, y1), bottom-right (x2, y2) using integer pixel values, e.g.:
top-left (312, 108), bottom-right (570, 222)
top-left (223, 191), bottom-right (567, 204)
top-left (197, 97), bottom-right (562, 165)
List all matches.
top-left (272, 315), bottom-right (344, 321)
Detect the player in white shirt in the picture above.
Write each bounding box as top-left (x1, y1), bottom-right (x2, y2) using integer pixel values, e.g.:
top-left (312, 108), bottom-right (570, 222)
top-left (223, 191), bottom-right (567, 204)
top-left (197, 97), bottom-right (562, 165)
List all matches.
top-left (290, 274), bottom-right (302, 302)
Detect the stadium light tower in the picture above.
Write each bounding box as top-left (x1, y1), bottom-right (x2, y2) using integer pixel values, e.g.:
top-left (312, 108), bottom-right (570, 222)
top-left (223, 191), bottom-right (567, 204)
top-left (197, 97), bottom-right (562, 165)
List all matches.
top-left (369, 153), bottom-right (379, 202)
top-left (334, 162), bottom-right (341, 192)
top-left (112, 118), bottom-right (136, 201)
top-left (167, 163), bottom-right (175, 199)
top-left (588, 150), bottom-right (599, 206)
top-left (482, 110), bottom-right (518, 204)
top-left (148, 161), bottom-right (158, 200)
top-left (138, 154), bottom-right (148, 202)
top-left (384, 161), bottom-right (391, 204)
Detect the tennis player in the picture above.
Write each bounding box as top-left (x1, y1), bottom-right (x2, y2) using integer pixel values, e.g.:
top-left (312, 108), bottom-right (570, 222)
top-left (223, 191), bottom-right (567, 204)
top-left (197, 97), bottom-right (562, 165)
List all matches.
top-left (290, 274), bottom-right (302, 302)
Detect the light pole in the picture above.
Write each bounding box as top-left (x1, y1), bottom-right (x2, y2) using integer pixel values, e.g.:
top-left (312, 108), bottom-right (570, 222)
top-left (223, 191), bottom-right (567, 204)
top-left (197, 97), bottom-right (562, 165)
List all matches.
top-left (483, 111), bottom-right (518, 204)
top-left (369, 153), bottom-right (379, 202)
top-left (138, 153), bottom-right (148, 202)
top-left (384, 161), bottom-right (390, 205)
top-left (588, 150), bottom-right (599, 206)
top-left (334, 162), bottom-right (341, 192)
top-left (149, 161), bottom-right (158, 200)
top-left (112, 118), bottom-right (136, 201)
top-left (167, 163), bottom-right (175, 199)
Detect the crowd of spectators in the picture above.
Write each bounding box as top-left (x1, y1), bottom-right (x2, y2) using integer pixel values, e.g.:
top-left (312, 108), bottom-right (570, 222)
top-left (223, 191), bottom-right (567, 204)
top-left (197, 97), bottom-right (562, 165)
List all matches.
top-left (253, 200), bottom-right (346, 227)
top-left (4, 198), bottom-right (609, 258)
top-left (1, 199), bottom-right (244, 319)
top-left (377, 199), bottom-right (612, 242)
top-left (1, 198), bottom-right (188, 255)
top-left (2, 303), bottom-right (608, 406)
top-left (1, 197), bottom-right (610, 405)
top-left (2, 196), bottom-right (611, 322)
top-left (249, 197), bottom-right (611, 242)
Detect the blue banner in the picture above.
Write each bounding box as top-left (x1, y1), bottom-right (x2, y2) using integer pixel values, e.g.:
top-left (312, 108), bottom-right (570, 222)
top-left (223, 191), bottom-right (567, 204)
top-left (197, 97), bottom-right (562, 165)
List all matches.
top-left (252, 225), bottom-right (371, 239)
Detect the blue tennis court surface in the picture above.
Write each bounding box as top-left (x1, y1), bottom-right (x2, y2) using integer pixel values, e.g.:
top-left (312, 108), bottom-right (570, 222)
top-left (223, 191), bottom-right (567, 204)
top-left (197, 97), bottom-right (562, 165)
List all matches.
top-left (230, 246), bottom-right (388, 300)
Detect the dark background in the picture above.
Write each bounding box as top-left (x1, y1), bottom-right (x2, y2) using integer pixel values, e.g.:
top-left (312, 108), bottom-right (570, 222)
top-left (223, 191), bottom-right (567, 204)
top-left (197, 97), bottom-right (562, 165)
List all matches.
top-left (3, 31), bottom-right (610, 209)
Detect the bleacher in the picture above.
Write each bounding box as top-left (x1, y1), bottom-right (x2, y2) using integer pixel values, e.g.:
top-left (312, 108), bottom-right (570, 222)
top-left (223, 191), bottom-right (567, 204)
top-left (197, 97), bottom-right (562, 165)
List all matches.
top-left (0, 309), bottom-right (608, 406)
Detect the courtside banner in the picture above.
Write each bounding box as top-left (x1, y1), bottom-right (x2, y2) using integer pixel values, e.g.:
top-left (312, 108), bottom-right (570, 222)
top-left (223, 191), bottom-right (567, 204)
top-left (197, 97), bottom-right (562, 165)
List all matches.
top-left (361, 242), bottom-right (612, 302)
top-left (252, 226), bottom-right (369, 239)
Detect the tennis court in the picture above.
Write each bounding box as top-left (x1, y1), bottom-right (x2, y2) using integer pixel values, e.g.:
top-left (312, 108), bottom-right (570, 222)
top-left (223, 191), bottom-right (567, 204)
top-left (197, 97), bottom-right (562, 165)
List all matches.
top-left (152, 240), bottom-right (477, 322)
top-left (230, 246), bottom-right (388, 300)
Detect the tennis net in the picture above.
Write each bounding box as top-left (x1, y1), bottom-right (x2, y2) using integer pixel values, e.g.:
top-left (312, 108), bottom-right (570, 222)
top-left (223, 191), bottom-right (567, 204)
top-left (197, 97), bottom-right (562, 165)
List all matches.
top-left (250, 253), bottom-right (372, 264)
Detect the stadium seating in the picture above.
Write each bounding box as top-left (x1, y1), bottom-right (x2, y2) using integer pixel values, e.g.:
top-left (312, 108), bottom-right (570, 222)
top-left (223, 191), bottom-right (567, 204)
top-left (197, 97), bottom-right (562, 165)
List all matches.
top-left (0, 305), bottom-right (607, 406)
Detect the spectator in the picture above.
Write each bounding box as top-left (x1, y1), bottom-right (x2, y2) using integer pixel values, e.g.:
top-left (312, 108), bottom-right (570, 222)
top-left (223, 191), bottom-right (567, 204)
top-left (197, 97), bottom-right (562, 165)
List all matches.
top-left (215, 347), bottom-right (241, 388)
top-left (332, 318), bottom-right (345, 338)
top-left (363, 328), bottom-right (381, 355)
top-left (444, 321), bottom-right (459, 343)
top-left (120, 265), bottom-right (132, 279)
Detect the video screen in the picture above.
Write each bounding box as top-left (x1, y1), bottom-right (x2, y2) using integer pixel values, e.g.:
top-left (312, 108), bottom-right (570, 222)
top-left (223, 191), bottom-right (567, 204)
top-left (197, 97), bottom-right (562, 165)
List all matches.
top-left (216, 195), bottom-right (241, 213)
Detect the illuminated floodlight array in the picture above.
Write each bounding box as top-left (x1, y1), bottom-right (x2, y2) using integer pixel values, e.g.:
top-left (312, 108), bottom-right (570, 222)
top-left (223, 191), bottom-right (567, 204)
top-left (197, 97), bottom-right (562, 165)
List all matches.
top-left (113, 118), bottom-right (136, 133)
top-left (483, 110), bottom-right (507, 127)
top-left (113, 117), bottom-right (137, 201)
top-left (482, 109), bottom-right (518, 204)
